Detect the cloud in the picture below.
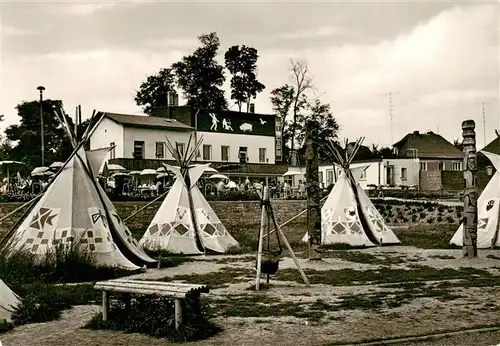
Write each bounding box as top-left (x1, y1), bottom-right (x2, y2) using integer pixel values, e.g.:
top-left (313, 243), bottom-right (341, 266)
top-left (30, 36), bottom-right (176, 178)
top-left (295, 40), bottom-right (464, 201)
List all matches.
top-left (1, 26), bottom-right (37, 37)
top-left (275, 26), bottom-right (352, 40)
top-left (47, 1), bottom-right (142, 17)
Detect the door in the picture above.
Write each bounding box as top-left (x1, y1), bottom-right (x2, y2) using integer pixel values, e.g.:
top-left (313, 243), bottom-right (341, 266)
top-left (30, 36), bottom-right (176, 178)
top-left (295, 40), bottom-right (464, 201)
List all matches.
top-left (239, 147), bottom-right (247, 163)
top-left (386, 165), bottom-right (395, 186)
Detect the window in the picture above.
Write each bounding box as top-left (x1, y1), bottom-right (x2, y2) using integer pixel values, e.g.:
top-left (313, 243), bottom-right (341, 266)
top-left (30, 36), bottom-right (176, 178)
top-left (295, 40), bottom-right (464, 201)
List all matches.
top-left (221, 146), bottom-right (230, 162)
top-left (155, 142), bottom-right (164, 159)
top-left (176, 142), bottom-right (185, 157)
top-left (438, 161), bottom-right (444, 171)
top-left (453, 162), bottom-right (462, 171)
top-left (318, 171), bottom-right (324, 186)
top-left (133, 141), bottom-right (144, 159)
top-left (239, 147), bottom-right (247, 163)
top-left (110, 142), bottom-right (115, 159)
top-left (420, 162), bottom-right (427, 171)
top-left (259, 148), bottom-right (266, 163)
top-left (327, 170), bottom-right (334, 184)
top-left (202, 145), bottom-right (212, 161)
top-left (401, 167), bottom-right (407, 180)
top-left (360, 169), bottom-right (367, 180)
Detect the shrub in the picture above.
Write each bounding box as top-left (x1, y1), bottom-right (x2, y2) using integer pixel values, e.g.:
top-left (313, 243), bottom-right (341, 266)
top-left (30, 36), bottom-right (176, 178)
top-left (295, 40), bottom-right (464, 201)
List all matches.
top-left (446, 216), bottom-right (455, 223)
top-left (411, 215), bottom-right (418, 223)
top-left (86, 294), bottom-right (221, 342)
top-left (0, 245), bottom-right (135, 286)
top-left (437, 216), bottom-right (443, 223)
top-left (427, 217), bottom-right (435, 224)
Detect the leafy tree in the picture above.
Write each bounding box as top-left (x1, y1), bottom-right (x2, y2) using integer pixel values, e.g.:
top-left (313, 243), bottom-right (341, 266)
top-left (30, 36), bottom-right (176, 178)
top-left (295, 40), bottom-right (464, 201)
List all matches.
top-left (172, 32), bottom-right (227, 110)
top-left (296, 99), bottom-right (340, 164)
top-left (5, 100), bottom-right (74, 168)
top-left (453, 138), bottom-right (464, 151)
top-left (224, 45), bottom-right (265, 112)
top-left (135, 68), bottom-right (177, 115)
top-left (0, 115), bottom-right (12, 161)
top-left (371, 144), bottom-right (398, 159)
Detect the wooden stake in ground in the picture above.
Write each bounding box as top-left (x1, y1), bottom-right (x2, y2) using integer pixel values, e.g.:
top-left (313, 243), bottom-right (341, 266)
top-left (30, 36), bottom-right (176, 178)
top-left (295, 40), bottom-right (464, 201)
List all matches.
top-left (462, 119), bottom-right (478, 258)
top-left (255, 187), bottom-right (268, 290)
top-left (255, 186), bottom-right (310, 289)
top-left (305, 120), bottom-right (322, 260)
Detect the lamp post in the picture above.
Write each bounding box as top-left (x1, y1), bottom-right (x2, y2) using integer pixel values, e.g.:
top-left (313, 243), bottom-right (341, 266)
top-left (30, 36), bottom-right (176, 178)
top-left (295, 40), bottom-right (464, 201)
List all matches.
top-left (37, 86), bottom-right (45, 166)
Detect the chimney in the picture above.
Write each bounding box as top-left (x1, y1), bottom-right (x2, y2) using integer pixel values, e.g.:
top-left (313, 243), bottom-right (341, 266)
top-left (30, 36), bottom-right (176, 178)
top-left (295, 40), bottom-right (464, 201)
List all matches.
top-left (413, 131), bottom-right (420, 135)
top-left (249, 103), bottom-right (255, 113)
top-left (168, 91), bottom-right (179, 107)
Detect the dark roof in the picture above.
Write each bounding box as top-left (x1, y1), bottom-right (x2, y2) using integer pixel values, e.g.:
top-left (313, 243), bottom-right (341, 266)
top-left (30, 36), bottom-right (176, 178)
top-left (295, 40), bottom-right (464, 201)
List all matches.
top-left (393, 131), bottom-right (463, 159)
top-left (482, 135), bottom-right (500, 155)
top-left (102, 112), bottom-right (194, 131)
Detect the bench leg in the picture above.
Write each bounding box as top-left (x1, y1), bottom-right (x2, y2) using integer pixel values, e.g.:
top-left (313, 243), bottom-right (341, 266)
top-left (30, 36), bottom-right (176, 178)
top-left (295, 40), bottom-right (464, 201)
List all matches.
top-left (102, 291), bottom-right (109, 322)
top-left (174, 298), bottom-right (182, 330)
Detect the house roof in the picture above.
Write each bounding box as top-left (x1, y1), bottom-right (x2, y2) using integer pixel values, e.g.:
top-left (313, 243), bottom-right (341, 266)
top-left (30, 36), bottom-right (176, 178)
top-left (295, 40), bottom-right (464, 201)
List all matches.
top-left (102, 112), bottom-right (194, 131)
top-left (393, 131), bottom-right (463, 159)
top-left (482, 135), bottom-right (500, 155)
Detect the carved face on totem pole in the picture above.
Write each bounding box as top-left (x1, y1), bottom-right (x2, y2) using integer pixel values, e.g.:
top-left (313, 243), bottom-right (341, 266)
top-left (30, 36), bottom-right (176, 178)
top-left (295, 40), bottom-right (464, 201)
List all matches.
top-left (467, 152), bottom-right (478, 171)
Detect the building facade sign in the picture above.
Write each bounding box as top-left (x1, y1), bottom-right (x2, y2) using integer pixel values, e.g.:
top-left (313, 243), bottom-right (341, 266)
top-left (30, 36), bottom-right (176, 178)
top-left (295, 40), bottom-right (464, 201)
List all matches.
top-left (275, 115), bottom-right (283, 162)
top-left (195, 109), bottom-right (275, 136)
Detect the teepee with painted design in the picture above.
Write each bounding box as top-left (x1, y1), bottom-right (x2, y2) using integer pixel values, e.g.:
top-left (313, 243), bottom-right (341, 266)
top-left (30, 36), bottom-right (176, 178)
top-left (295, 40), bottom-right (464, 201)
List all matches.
top-left (139, 135), bottom-right (238, 254)
top-left (1, 109), bottom-right (156, 270)
top-left (0, 278), bottom-right (20, 323)
top-left (302, 138), bottom-right (400, 246)
top-left (450, 134), bottom-right (500, 248)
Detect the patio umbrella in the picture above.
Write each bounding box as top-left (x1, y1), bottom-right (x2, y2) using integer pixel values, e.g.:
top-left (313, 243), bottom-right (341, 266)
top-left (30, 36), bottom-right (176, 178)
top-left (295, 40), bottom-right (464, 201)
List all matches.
top-left (140, 169), bottom-right (158, 184)
top-left (282, 171), bottom-right (303, 177)
top-left (209, 174), bottom-right (229, 180)
top-left (111, 172), bottom-right (130, 178)
top-left (31, 166), bottom-right (50, 176)
top-left (129, 170), bottom-right (142, 175)
top-left (107, 164), bottom-right (126, 171)
top-left (49, 161), bottom-right (64, 170)
top-left (32, 170), bottom-right (55, 177)
top-left (156, 166), bottom-right (166, 172)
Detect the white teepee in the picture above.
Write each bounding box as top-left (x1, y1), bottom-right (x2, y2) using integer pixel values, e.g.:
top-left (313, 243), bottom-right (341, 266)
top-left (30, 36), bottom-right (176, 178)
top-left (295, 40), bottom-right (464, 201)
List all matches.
top-left (0, 279), bottom-right (20, 323)
top-left (140, 136), bottom-right (238, 254)
top-left (302, 138), bottom-right (400, 246)
top-left (3, 110), bottom-right (156, 270)
top-left (450, 143), bottom-right (500, 248)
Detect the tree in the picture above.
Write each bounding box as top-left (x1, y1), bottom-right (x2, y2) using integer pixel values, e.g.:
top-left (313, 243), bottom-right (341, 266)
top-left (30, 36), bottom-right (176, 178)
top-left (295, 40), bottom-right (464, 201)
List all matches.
top-left (289, 60), bottom-right (314, 155)
top-left (270, 85), bottom-right (295, 163)
top-left (296, 99), bottom-right (339, 164)
top-left (172, 32), bottom-right (227, 110)
top-left (135, 68), bottom-right (176, 115)
top-left (224, 45), bottom-right (265, 112)
top-left (5, 100), bottom-right (74, 168)
top-left (371, 144), bottom-right (398, 159)
top-left (0, 115), bottom-right (12, 161)
top-left (453, 138), bottom-right (464, 151)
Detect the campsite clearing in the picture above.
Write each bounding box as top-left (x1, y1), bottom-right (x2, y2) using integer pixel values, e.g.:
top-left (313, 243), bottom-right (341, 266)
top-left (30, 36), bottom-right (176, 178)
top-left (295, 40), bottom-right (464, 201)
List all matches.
top-left (2, 245), bottom-right (500, 346)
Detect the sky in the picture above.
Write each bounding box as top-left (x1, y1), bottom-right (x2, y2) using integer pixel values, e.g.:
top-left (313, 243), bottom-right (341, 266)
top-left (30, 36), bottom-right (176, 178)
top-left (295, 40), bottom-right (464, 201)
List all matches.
top-left (1, 0), bottom-right (499, 149)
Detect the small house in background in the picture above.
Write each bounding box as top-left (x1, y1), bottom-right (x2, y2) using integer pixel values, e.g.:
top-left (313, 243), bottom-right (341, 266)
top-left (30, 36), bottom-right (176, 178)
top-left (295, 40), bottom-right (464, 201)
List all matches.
top-left (392, 130), bottom-right (463, 171)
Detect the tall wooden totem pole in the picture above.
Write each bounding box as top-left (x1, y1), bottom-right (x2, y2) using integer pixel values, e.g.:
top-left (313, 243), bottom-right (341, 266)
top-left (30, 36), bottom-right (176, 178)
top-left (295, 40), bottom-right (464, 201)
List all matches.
top-left (305, 120), bottom-right (322, 260)
top-left (462, 120), bottom-right (478, 258)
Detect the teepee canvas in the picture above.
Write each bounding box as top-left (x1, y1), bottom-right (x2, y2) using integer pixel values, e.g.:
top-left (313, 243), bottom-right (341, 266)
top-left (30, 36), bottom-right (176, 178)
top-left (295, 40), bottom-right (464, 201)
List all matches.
top-left (3, 109), bottom-right (156, 270)
top-left (0, 279), bottom-right (20, 323)
top-left (140, 136), bottom-right (238, 254)
top-left (302, 138), bottom-right (400, 246)
top-left (450, 139), bottom-right (500, 248)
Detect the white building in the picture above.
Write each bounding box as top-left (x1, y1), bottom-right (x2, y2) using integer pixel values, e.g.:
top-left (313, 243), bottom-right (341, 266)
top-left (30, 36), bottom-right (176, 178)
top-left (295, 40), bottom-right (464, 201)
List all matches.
top-left (89, 108), bottom-right (287, 179)
top-left (285, 158), bottom-right (420, 189)
top-left (90, 112), bottom-right (194, 161)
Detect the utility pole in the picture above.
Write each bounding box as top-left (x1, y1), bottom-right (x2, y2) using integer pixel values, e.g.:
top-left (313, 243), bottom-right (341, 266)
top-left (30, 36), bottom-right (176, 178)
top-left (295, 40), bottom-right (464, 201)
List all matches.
top-left (377, 91), bottom-right (399, 144)
top-left (37, 86), bottom-right (46, 166)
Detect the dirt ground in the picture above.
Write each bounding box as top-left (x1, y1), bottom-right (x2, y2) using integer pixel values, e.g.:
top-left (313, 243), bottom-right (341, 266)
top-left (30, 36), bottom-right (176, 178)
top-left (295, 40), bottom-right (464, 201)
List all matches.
top-left (2, 247), bottom-right (500, 346)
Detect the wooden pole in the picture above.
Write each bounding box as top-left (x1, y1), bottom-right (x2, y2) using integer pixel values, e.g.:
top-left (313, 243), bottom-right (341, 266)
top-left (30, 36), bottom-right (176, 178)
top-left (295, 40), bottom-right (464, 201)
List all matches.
top-left (462, 120), bottom-right (478, 258)
top-left (255, 187), bottom-right (268, 290)
top-left (174, 298), bottom-right (182, 330)
top-left (102, 291), bottom-right (108, 321)
top-left (305, 120), bottom-right (322, 260)
top-left (269, 207), bottom-right (310, 286)
top-left (123, 190), bottom-right (168, 222)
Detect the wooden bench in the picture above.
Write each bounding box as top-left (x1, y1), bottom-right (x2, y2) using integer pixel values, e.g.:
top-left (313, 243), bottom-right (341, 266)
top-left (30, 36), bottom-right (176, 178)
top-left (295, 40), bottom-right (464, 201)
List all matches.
top-left (94, 279), bottom-right (209, 330)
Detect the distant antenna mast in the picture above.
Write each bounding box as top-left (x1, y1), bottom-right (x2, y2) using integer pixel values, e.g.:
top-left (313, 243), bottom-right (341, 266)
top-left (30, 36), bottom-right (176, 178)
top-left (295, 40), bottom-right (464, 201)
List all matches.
top-left (377, 91), bottom-right (399, 144)
top-left (476, 101), bottom-right (490, 147)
